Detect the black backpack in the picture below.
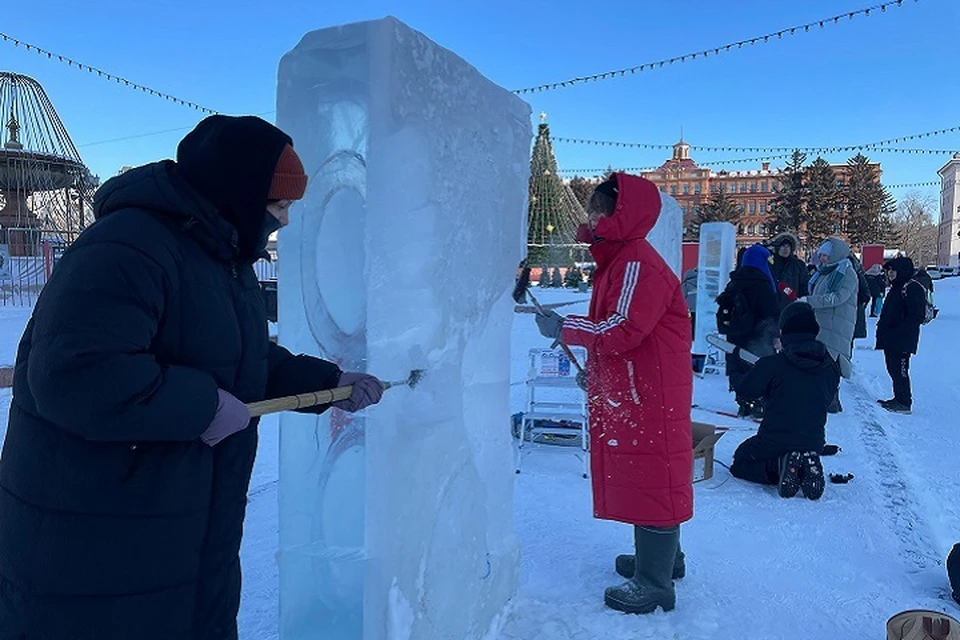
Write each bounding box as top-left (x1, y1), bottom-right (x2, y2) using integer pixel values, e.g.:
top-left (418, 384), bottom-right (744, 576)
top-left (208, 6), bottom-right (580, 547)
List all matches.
top-left (903, 279), bottom-right (938, 325)
top-left (716, 288), bottom-right (754, 342)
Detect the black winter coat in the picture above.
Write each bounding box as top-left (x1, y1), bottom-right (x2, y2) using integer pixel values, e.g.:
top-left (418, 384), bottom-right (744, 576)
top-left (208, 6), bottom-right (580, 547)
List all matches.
top-left (876, 261), bottom-right (926, 355)
top-left (737, 333), bottom-right (841, 452)
top-left (716, 266), bottom-right (781, 350)
top-left (867, 274), bottom-right (885, 299)
top-left (716, 267), bottom-right (780, 390)
top-left (849, 256), bottom-right (871, 340)
top-left (0, 161), bottom-right (341, 640)
top-left (770, 254), bottom-right (810, 310)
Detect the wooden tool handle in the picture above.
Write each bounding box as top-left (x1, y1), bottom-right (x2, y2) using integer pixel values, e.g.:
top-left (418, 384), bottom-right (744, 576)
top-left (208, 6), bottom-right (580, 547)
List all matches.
top-left (247, 385), bottom-right (354, 417)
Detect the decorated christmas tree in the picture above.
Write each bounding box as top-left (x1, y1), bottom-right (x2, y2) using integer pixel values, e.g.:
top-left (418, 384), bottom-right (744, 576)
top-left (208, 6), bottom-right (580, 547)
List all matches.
top-left (527, 114), bottom-right (588, 266)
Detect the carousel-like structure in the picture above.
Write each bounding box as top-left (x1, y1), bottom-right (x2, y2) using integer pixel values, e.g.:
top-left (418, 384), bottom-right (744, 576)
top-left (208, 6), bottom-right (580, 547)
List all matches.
top-left (0, 71), bottom-right (95, 258)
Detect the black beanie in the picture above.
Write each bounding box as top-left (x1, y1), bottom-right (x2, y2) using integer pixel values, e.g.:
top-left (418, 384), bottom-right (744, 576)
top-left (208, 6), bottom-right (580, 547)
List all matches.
top-left (779, 301), bottom-right (819, 336)
top-left (177, 115), bottom-right (293, 262)
top-left (594, 176), bottom-right (618, 200)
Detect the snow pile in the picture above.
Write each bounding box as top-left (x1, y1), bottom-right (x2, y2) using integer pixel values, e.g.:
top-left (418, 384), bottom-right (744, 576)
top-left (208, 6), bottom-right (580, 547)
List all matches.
top-left (275, 16), bottom-right (531, 640)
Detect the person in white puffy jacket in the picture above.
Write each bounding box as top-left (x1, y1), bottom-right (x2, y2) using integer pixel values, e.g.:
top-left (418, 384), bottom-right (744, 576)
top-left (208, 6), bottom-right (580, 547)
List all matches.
top-left (799, 237), bottom-right (859, 413)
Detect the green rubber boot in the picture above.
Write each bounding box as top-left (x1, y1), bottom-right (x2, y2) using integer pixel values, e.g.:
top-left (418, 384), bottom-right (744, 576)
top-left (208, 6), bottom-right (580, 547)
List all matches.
top-left (604, 525), bottom-right (679, 614)
top-left (615, 544), bottom-right (685, 580)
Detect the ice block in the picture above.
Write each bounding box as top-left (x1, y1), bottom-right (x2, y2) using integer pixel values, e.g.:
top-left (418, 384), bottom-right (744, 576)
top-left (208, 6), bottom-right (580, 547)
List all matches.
top-left (275, 16), bottom-right (531, 640)
top-left (693, 221), bottom-right (737, 355)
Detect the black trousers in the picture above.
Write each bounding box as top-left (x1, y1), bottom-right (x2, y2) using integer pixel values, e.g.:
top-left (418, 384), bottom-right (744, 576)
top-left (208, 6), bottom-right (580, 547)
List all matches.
top-left (730, 435), bottom-right (788, 486)
top-left (884, 350), bottom-right (912, 407)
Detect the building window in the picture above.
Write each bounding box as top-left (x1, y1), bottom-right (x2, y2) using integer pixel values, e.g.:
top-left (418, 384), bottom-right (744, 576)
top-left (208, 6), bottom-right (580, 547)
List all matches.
top-left (683, 184), bottom-right (690, 195)
top-left (750, 182), bottom-right (757, 193)
top-left (761, 181), bottom-right (768, 192)
top-left (760, 203), bottom-right (767, 213)
top-left (695, 184), bottom-right (702, 194)
top-left (749, 202), bottom-right (756, 214)
top-left (747, 224), bottom-right (755, 235)
top-left (737, 224), bottom-right (745, 234)
top-left (670, 186), bottom-right (677, 195)
top-left (758, 223), bottom-right (766, 235)
top-left (740, 183), bottom-right (747, 193)
top-left (710, 185), bottom-right (717, 194)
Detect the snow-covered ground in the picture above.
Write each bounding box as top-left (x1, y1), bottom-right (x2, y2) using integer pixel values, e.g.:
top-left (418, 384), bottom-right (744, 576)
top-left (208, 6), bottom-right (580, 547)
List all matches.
top-left (1, 281), bottom-right (958, 638)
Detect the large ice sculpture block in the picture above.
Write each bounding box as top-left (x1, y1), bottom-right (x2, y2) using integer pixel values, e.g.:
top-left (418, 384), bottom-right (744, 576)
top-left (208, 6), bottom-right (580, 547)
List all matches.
top-left (693, 222), bottom-right (737, 355)
top-left (648, 192), bottom-right (682, 277)
top-left (275, 16), bottom-right (531, 640)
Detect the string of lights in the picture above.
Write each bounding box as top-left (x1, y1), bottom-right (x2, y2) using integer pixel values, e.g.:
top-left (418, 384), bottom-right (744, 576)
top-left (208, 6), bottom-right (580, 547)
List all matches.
top-left (557, 154), bottom-right (795, 174)
top-left (0, 31), bottom-right (218, 115)
top-left (512, 0), bottom-right (916, 94)
top-left (552, 137), bottom-right (956, 156)
top-left (3, 2), bottom-right (918, 110)
top-left (885, 181), bottom-right (939, 189)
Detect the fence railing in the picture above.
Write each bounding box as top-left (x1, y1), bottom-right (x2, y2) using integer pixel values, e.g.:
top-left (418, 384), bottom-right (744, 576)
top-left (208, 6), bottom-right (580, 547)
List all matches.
top-left (1, 232), bottom-right (277, 307)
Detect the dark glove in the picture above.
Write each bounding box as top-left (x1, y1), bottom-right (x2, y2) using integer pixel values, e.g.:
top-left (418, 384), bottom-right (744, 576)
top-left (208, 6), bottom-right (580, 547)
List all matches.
top-left (201, 389), bottom-right (251, 446)
top-left (535, 310), bottom-right (564, 340)
top-left (576, 370), bottom-right (588, 392)
top-left (333, 371), bottom-right (385, 413)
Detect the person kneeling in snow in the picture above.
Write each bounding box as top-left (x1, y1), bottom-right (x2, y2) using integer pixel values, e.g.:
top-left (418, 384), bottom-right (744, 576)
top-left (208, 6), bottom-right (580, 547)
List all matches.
top-left (729, 302), bottom-right (840, 500)
top-left (535, 174), bottom-right (693, 615)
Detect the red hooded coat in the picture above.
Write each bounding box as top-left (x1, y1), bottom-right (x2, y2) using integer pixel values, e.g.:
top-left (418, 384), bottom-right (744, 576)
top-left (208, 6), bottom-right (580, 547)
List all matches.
top-left (561, 174), bottom-right (694, 527)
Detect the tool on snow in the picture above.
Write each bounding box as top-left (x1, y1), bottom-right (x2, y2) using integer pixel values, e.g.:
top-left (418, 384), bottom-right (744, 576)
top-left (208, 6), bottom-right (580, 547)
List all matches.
top-left (513, 265), bottom-right (586, 375)
top-left (829, 473), bottom-right (854, 484)
top-left (246, 369), bottom-right (425, 417)
top-left (706, 333), bottom-right (760, 365)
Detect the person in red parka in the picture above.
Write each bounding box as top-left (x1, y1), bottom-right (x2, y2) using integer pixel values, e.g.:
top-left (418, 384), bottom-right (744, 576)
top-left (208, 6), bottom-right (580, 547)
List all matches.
top-left (535, 173), bottom-right (694, 615)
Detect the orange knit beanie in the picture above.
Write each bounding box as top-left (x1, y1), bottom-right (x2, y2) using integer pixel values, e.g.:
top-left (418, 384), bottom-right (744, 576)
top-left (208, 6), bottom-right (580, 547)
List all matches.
top-left (268, 144), bottom-right (307, 200)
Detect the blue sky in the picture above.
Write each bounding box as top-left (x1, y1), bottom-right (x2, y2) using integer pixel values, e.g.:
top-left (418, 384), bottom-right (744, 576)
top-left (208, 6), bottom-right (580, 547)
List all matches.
top-left (3, 0), bottom-right (957, 201)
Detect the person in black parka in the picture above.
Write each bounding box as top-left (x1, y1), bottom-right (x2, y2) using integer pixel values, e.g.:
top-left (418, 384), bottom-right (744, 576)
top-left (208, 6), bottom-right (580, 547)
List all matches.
top-left (876, 257), bottom-right (926, 414)
top-left (769, 232), bottom-right (810, 311)
top-left (0, 115), bottom-right (385, 640)
top-left (716, 244), bottom-right (780, 418)
top-left (948, 544), bottom-right (960, 606)
top-left (730, 302), bottom-right (841, 500)
top-left (866, 263), bottom-right (885, 317)
top-left (848, 253), bottom-right (872, 342)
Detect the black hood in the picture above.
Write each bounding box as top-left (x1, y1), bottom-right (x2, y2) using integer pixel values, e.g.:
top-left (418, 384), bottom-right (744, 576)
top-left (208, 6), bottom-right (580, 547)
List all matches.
top-left (93, 161), bottom-right (238, 263)
top-left (176, 115), bottom-right (292, 262)
top-left (781, 333), bottom-right (835, 373)
top-left (731, 265), bottom-right (773, 284)
top-left (94, 115), bottom-right (293, 264)
top-left (886, 256), bottom-right (916, 286)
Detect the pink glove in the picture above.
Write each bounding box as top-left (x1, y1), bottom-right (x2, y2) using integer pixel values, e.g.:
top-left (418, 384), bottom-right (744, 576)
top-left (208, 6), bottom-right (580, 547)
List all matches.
top-left (333, 371), bottom-right (384, 413)
top-left (201, 389), bottom-right (251, 447)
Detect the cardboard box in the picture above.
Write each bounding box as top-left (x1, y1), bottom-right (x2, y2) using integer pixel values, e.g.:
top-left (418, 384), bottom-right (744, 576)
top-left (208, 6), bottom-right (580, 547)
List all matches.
top-left (692, 422), bottom-right (724, 483)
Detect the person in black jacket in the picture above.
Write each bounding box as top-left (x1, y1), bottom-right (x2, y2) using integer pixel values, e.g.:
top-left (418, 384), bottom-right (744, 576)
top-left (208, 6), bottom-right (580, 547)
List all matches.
top-left (730, 302), bottom-right (841, 500)
top-left (768, 232), bottom-right (810, 310)
top-left (716, 244), bottom-right (780, 418)
top-left (0, 115), bottom-right (385, 640)
top-left (948, 544), bottom-right (960, 606)
top-left (876, 257), bottom-right (926, 414)
top-left (866, 264), bottom-right (885, 317)
top-left (848, 253), bottom-right (872, 342)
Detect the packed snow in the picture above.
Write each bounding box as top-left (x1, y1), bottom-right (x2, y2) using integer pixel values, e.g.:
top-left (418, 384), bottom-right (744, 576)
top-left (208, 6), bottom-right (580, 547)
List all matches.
top-left (1, 281), bottom-right (957, 639)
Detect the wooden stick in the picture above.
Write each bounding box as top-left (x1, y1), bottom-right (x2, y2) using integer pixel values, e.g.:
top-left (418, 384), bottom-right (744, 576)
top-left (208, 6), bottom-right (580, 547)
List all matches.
top-left (246, 377), bottom-right (413, 418)
top-left (247, 385), bottom-right (354, 417)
